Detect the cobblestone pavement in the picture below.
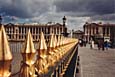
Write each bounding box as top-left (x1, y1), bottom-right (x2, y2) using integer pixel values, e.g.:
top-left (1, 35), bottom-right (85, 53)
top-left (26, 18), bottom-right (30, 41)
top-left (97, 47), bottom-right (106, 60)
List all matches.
top-left (78, 44), bottom-right (115, 77)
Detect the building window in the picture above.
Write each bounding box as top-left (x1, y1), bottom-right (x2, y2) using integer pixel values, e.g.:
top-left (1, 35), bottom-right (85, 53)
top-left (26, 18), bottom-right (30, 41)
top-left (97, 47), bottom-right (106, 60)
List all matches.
top-left (57, 27), bottom-right (59, 34)
top-left (22, 27), bottom-right (24, 34)
top-left (54, 28), bottom-right (56, 34)
top-left (6, 28), bottom-right (8, 33)
top-left (42, 27), bottom-right (44, 32)
top-left (107, 27), bottom-right (109, 35)
top-left (36, 27), bottom-right (38, 34)
top-left (93, 27), bottom-right (95, 34)
top-left (86, 27), bottom-right (88, 34)
top-left (96, 27), bottom-right (98, 34)
top-left (25, 27), bottom-right (27, 34)
top-left (23, 27), bottom-right (25, 34)
top-left (44, 28), bottom-right (45, 34)
top-left (9, 34), bottom-right (11, 39)
top-left (27, 27), bottom-right (29, 33)
top-left (60, 28), bottom-right (62, 33)
top-left (19, 35), bottom-right (20, 39)
top-left (9, 27), bottom-right (11, 34)
top-left (103, 27), bottom-right (105, 35)
top-left (48, 27), bottom-right (50, 34)
top-left (89, 26), bottom-right (91, 35)
top-left (19, 27), bottom-right (21, 33)
top-left (30, 27), bottom-right (32, 33)
top-left (16, 29), bottom-right (18, 33)
top-left (33, 28), bottom-right (34, 34)
top-left (39, 28), bottom-right (41, 33)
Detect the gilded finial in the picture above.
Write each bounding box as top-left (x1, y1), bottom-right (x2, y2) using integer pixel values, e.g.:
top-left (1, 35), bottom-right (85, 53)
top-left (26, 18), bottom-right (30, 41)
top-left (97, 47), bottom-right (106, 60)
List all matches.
top-left (0, 25), bottom-right (12, 77)
top-left (49, 33), bottom-right (54, 48)
top-left (54, 35), bottom-right (57, 48)
top-left (22, 29), bottom-right (35, 53)
top-left (0, 25), bottom-right (12, 60)
top-left (39, 32), bottom-right (47, 50)
top-left (57, 35), bottom-right (61, 47)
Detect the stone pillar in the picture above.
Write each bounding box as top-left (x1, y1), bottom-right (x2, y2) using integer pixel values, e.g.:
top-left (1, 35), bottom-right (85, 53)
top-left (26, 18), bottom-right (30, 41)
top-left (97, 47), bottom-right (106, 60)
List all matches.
top-left (56, 27), bottom-right (57, 35)
top-left (59, 28), bottom-right (61, 35)
top-left (11, 27), bottom-right (12, 39)
top-left (35, 27), bottom-right (36, 40)
top-left (50, 27), bottom-right (52, 33)
top-left (20, 27), bottom-right (22, 40)
top-left (37, 27), bottom-right (39, 40)
top-left (17, 28), bottom-right (19, 40)
top-left (22, 27), bottom-right (24, 40)
top-left (104, 27), bottom-right (106, 36)
top-left (41, 27), bottom-right (42, 33)
top-left (91, 27), bottom-right (93, 36)
top-left (109, 27), bottom-right (110, 36)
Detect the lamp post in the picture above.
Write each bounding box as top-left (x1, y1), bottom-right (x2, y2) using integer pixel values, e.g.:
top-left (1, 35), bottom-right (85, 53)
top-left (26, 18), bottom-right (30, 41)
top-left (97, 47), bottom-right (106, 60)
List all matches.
top-left (63, 16), bottom-right (66, 26)
top-left (62, 16), bottom-right (68, 37)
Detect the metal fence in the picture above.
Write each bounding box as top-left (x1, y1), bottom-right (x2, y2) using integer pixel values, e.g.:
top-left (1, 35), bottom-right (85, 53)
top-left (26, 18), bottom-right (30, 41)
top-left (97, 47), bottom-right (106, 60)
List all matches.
top-left (10, 42), bottom-right (79, 77)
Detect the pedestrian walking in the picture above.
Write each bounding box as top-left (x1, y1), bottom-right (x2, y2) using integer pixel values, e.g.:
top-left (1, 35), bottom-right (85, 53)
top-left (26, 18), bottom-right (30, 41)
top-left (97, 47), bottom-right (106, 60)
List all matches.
top-left (91, 40), bottom-right (94, 49)
top-left (90, 40), bottom-right (94, 49)
top-left (104, 41), bottom-right (109, 50)
top-left (79, 39), bottom-right (83, 47)
top-left (97, 40), bottom-right (101, 50)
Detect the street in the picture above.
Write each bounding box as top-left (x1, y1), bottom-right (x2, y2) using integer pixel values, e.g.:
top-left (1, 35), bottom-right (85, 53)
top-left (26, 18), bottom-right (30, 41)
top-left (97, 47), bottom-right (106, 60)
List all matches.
top-left (78, 44), bottom-right (115, 77)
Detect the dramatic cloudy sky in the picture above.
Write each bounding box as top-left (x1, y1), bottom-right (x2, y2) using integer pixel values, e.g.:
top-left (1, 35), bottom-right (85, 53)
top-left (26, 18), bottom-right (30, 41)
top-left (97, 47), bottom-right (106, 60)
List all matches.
top-left (0, 0), bottom-right (115, 30)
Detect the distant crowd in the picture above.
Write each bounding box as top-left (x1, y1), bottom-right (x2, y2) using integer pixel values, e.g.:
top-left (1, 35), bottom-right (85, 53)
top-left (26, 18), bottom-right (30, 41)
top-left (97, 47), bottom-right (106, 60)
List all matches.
top-left (79, 39), bottom-right (111, 50)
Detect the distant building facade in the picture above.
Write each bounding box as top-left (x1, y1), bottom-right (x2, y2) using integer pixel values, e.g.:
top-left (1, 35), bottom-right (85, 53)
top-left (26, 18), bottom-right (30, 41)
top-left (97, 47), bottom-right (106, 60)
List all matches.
top-left (3, 23), bottom-right (67, 42)
top-left (72, 30), bottom-right (84, 39)
top-left (83, 22), bottom-right (115, 47)
top-left (0, 16), bottom-right (68, 42)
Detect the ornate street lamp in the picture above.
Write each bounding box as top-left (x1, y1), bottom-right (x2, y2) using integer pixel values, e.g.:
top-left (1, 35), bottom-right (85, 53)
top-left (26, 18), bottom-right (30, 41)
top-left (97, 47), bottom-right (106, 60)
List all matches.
top-left (62, 16), bottom-right (69, 37)
top-left (63, 16), bottom-right (66, 26)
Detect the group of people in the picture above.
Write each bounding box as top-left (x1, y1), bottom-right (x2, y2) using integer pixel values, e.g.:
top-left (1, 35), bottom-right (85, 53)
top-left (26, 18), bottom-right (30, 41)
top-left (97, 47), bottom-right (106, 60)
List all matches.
top-left (90, 40), bottom-right (110, 50)
top-left (90, 40), bottom-right (95, 49)
top-left (79, 39), bottom-right (87, 47)
top-left (79, 38), bottom-right (110, 50)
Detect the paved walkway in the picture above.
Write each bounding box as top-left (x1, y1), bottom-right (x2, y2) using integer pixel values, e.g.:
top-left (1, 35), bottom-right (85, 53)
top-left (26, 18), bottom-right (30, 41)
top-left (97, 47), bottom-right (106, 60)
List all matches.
top-left (78, 44), bottom-right (115, 77)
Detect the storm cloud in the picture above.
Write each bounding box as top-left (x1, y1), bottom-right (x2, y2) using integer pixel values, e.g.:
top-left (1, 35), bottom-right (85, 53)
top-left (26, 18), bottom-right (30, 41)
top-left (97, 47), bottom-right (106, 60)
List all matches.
top-left (0, 0), bottom-right (51, 18)
top-left (54, 0), bottom-right (115, 16)
top-left (0, 0), bottom-right (115, 30)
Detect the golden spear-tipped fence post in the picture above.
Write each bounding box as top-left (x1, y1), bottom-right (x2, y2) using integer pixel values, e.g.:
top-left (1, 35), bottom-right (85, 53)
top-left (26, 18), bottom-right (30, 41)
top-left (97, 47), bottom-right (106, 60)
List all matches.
top-left (53, 35), bottom-right (59, 62)
top-left (0, 26), bottom-right (13, 77)
top-left (47, 33), bottom-right (56, 66)
top-left (56, 35), bottom-right (63, 62)
top-left (19, 30), bottom-right (36, 77)
top-left (36, 32), bottom-right (48, 76)
top-left (58, 35), bottom-right (64, 59)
